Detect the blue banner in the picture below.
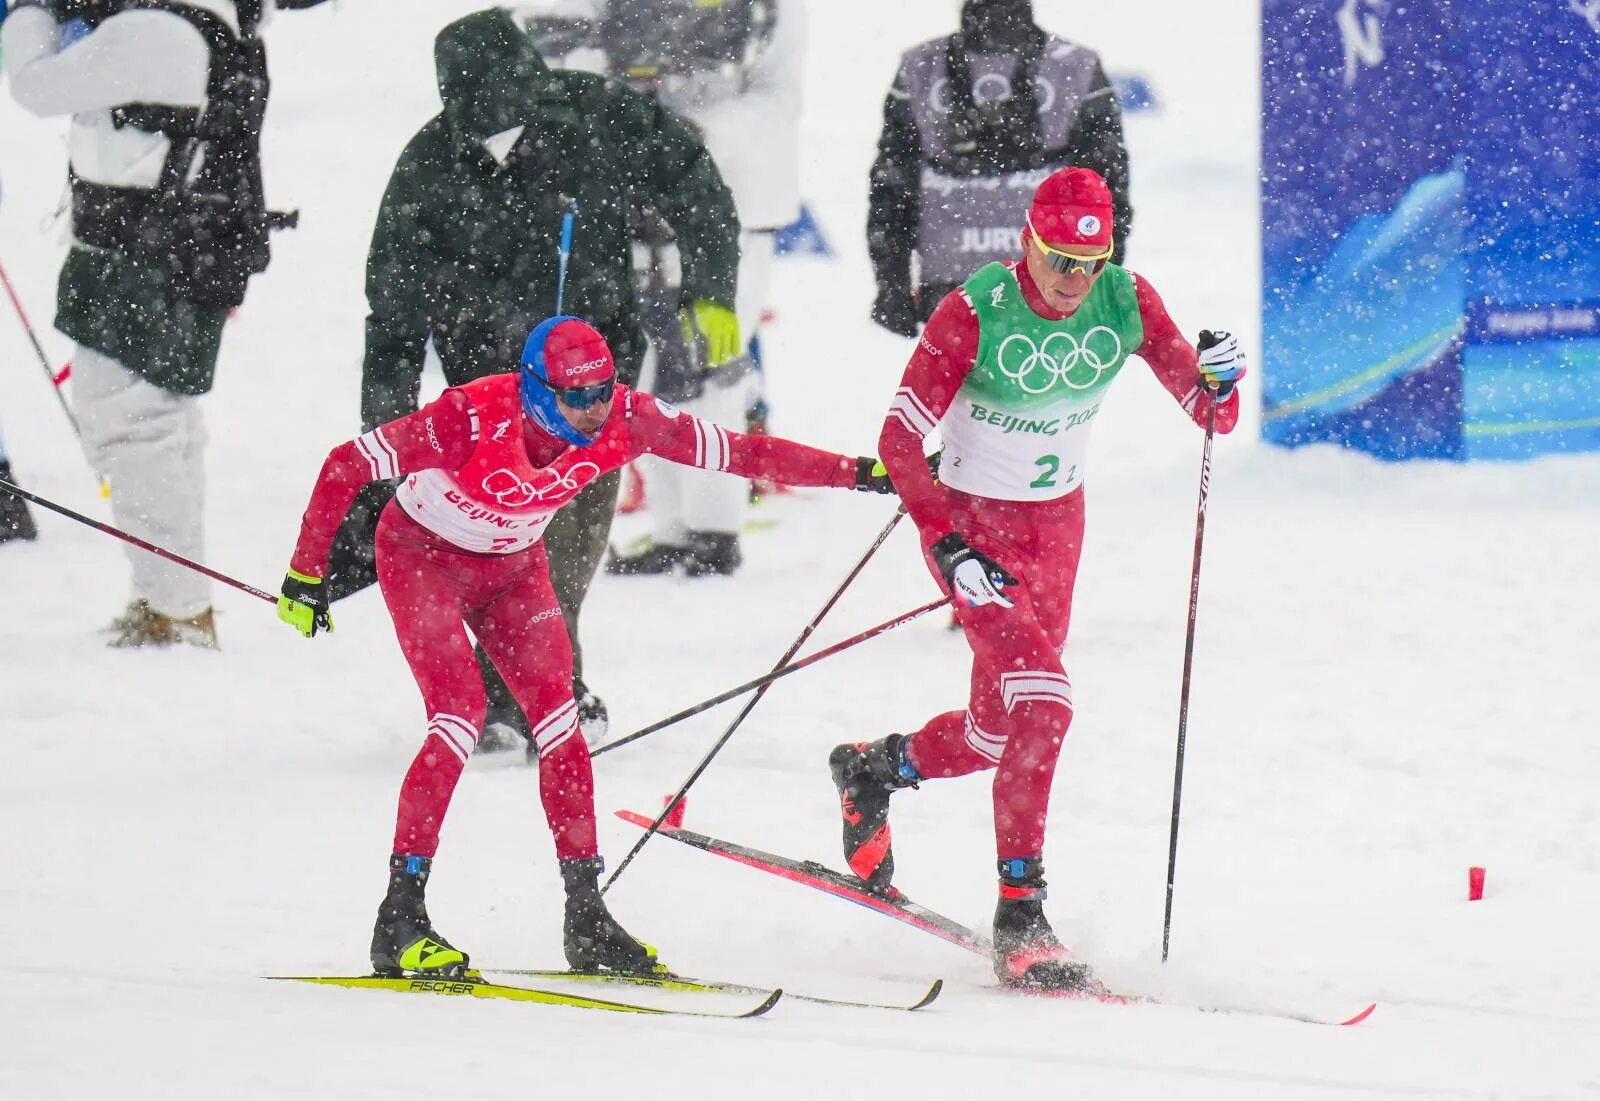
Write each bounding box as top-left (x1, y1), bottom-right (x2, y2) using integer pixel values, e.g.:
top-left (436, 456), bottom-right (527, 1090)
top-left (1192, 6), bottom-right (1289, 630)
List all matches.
top-left (1460, 5), bottom-right (1600, 456)
top-left (1261, 1), bottom-right (1600, 460)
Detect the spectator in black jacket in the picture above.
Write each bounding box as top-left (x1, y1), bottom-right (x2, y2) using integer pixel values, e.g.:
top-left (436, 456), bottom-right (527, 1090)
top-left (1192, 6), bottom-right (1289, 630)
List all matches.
top-left (867, 0), bottom-right (1131, 337)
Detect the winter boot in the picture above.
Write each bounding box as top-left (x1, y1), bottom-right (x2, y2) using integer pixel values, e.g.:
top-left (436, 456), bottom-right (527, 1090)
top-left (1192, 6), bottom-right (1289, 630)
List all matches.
top-left (573, 676), bottom-right (609, 745)
top-left (828, 734), bottom-right (920, 893)
top-left (683, 530), bottom-right (741, 577)
top-left (101, 598), bottom-right (153, 635)
top-left (477, 721), bottom-right (526, 753)
top-left (0, 463), bottom-right (38, 544)
top-left (107, 604), bottom-right (218, 649)
top-left (560, 857), bottom-right (662, 974)
top-left (605, 538), bottom-right (690, 576)
top-left (991, 857), bottom-right (1094, 991)
top-left (369, 854), bottom-right (469, 977)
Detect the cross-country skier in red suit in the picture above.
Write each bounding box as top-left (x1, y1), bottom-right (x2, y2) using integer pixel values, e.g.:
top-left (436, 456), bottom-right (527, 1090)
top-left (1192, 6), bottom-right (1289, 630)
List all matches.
top-left (830, 167), bottom-right (1247, 990)
top-left (277, 316), bottom-right (897, 978)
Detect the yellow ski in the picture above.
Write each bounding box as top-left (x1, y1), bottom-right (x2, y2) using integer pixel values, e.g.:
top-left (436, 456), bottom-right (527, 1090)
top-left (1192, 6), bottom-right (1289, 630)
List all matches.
top-left (266, 971), bottom-right (781, 1018)
top-left (488, 968), bottom-right (943, 1011)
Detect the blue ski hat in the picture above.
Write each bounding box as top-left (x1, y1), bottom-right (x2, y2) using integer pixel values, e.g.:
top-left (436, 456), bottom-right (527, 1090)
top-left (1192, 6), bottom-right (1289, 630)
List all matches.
top-left (520, 315), bottom-right (617, 447)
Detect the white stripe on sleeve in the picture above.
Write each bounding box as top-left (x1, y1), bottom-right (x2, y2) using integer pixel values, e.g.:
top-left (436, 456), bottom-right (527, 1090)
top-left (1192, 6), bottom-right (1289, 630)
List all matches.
top-left (356, 428), bottom-right (399, 479)
top-left (889, 389), bottom-right (938, 437)
top-left (708, 424), bottom-right (730, 472)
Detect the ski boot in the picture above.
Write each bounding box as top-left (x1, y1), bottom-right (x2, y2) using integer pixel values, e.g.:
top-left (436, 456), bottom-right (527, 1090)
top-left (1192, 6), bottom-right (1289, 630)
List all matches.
top-left (828, 734), bottom-right (920, 893)
top-left (478, 721), bottom-right (526, 754)
top-left (370, 854), bottom-right (470, 978)
top-left (992, 857), bottom-right (1094, 991)
top-left (560, 857), bottom-right (662, 974)
top-left (0, 462), bottom-right (38, 544)
top-left (605, 538), bottom-right (690, 576)
top-left (682, 531), bottom-right (741, 577)
top-left (573, 676), bottom-right (609, 745)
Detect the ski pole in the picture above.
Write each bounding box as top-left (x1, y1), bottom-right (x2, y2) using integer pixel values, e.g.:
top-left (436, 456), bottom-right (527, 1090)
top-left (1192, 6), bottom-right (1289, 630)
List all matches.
top-left (0, 477), bottom-right (278, 605)
top-left (0, 255), bottom-right (111, 498)
top-left (599, 596), bottom-right (948, 893)
top-left (0, 256), bottom-right (76, 427)
top-left (598, 507), bottom-right (910, 890)
top-left (594, 507), bottom-right (906, 761)
top-left (554, 202), bottom-right (576, 314)
top-left (1162, 392), bottom-right (1220, 963)
top-left (592, 593), bottom-right (945, 759)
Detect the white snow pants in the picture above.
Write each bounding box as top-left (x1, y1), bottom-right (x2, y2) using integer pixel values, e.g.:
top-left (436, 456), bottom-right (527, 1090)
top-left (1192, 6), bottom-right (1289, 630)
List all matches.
top-left (643, 230), bottom-right (774, 543)
top-left (73, 345), bottom-right (211, 618)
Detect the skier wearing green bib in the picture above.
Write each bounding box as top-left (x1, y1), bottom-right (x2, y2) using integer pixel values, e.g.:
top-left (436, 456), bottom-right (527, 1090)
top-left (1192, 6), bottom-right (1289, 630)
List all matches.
top-left (830, 166), bottom-right (1246, 990)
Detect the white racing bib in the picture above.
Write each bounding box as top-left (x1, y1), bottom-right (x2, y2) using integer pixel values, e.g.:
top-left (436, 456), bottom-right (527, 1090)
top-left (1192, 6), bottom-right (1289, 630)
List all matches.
top-left (937, 263), bottom-right (1145, 501)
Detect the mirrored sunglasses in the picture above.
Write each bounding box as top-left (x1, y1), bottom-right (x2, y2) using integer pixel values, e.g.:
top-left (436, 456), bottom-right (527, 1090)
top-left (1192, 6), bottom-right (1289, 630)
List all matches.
top-left (1027, 215), bottom-right (1113, 277)
top-left (546, 377), bottom-right (615, 410)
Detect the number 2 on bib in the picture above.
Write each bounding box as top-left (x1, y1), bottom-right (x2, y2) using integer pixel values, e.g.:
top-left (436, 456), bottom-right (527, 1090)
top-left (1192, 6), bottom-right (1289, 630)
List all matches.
top-left (1029, 455), bottom-right (1078, 490)
top-left (1030, 455), bottom-right (1059, 488)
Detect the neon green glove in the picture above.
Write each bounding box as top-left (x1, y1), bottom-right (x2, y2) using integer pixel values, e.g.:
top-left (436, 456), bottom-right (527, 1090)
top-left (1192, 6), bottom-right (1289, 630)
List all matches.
top-left (278, 568), bottom-right (333, 638)
top-left (679, 299), bottom-right (740, 367)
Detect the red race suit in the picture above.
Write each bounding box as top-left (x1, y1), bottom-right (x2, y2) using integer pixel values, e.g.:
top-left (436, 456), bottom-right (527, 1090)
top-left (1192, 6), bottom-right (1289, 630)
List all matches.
top-left (290, 373), bottom-right (860, 861)
top-left (877, 261), bottom-right (1238, 863)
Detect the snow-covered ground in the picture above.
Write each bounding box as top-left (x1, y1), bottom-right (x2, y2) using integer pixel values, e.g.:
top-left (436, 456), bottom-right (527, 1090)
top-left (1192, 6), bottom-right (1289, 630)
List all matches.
top-left (3, 2), bottom-right (1598, 1097)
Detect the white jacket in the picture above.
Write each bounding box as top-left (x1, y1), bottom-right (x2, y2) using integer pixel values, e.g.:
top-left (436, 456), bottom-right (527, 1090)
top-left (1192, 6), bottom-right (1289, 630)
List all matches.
top-left (4, 0), bottom-right (253, 189)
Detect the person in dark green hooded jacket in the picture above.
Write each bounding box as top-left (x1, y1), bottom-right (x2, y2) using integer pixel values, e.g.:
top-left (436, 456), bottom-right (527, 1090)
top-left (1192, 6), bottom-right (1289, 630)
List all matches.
top-left (326, 7), bottom-right (741, 748)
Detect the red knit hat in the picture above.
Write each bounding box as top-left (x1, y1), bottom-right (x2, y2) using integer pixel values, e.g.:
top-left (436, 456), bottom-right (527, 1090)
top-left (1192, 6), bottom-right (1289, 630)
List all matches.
top-left (539, 317), bottom-right (615, 387)
top-left (1027, 167), bottom-right (1114, 252)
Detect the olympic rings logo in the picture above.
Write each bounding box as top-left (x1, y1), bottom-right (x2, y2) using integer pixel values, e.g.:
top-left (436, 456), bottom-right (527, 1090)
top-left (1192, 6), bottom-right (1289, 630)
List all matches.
top-left (995, 328), bottom-right (1123, 394)
top-left (481, 461), bottom-right (601, 508)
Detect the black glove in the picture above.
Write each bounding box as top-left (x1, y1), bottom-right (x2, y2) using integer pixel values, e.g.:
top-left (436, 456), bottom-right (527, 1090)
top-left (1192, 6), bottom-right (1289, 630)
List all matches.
top-left (930, 532), bottom-right (1019, 609)
top-left (854, 457), bottom-right (897, 494)
top-left (871, 284), bottom-right (921, 338)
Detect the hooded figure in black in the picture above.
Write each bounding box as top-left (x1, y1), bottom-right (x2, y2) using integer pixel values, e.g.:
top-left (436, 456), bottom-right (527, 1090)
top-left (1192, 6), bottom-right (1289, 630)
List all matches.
top-left (330, 7), bottom-right (740, 747)
top-left (866, 0), bottom-right (1132, 336)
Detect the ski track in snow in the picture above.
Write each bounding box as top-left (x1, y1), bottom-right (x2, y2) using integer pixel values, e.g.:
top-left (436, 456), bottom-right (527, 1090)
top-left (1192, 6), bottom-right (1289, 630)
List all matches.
top-left (2, 2), bottom-right (1598, 1098)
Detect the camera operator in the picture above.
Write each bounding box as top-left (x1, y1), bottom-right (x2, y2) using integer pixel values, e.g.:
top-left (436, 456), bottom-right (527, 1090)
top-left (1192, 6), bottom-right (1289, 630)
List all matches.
top-left (3, 0), bottom-right (318, 645)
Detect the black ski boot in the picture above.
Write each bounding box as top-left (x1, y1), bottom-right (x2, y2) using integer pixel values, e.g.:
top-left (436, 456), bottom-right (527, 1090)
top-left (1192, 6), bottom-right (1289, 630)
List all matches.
top-left (828, 734), bottom-right (920, 893)
top-left (0, 462), bottom-right (38, 545)
top-left (683, 531), bottom-right (741, 577)
top-left (992, 857), bottom-right (1094, 991)
top-left (369, 854), bottom-right (469, 977)
top-left (605, 540), bottom-right (690, 575)
top-left (573, 676), bottom-right (609, 745)
top-left (560, 857), bottom-right (662, 974)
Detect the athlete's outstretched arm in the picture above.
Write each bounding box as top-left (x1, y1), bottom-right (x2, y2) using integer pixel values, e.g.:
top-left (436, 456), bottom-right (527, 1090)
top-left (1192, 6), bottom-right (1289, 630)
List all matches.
top-left (288, 391), bottom-right (477, 577)
top-left (1132, 275), bottom-right (1241, 434)
top-left (627, 391), bottom-right (861, 488)
top-left (877, 290), bottom-right (981, 542)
